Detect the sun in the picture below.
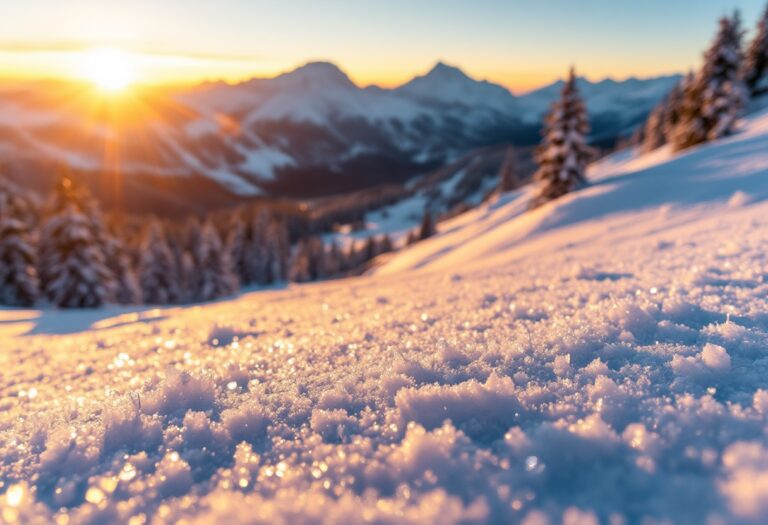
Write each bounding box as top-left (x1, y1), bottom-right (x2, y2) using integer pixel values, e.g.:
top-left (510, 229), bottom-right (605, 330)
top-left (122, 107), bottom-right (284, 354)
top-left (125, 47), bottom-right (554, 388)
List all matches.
top-left (78, 47), bottom-right (139, 93)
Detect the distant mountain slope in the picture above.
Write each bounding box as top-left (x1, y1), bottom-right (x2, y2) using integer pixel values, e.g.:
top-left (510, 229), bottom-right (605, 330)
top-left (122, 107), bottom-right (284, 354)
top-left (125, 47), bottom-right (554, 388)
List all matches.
top-left (375, 106), bottom-right (768, 276)
top-left (0, 62), bottom-right (678, 213)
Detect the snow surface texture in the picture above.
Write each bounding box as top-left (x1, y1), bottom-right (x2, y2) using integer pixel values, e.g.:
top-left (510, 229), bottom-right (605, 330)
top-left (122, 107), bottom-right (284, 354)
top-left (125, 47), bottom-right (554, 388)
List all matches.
top-left (5, 115), bottom-right (768, 524)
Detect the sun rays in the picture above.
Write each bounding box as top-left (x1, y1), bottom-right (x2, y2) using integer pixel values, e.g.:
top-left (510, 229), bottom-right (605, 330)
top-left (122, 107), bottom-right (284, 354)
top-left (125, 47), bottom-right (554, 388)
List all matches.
top-left (76, 46), bottom-right (139, 94)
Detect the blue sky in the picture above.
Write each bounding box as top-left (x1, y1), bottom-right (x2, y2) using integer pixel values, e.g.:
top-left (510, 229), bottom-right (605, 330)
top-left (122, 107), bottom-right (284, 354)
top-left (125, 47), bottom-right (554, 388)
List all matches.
top-left (0, 0), bottom-right (764, 91)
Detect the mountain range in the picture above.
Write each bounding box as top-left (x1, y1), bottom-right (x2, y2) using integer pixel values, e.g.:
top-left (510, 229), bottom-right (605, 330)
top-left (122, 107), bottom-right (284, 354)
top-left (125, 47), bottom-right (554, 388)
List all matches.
top-left (0, 61), bottom-right (680, 214)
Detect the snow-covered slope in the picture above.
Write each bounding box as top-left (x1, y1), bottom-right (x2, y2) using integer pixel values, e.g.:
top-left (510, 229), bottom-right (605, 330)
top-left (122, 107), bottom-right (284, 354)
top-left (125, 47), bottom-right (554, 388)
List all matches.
top-left (5, 107), bottom-right (768, 523)
top-left (375, 108), bottom-right (768, 277)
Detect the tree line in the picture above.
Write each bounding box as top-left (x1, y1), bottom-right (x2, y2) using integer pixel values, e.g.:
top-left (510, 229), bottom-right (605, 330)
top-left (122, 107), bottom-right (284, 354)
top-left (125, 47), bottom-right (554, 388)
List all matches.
top-left (530, 7), bottom-right (768, 207)
top-left (0, 177), bottom-right (401, 308)
top-left (636, 9), bottom-right (768, 154)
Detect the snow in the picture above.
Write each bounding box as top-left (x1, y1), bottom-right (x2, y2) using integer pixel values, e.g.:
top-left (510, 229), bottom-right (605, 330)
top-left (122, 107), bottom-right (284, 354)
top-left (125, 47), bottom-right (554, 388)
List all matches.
top-left (397, 62), bottom-right (518, 114)
top-left (375, 108), bottom-right (768, 276)
top-left (187, 62), bottom-right (430, 126)
top-left (7, 109), bottom-right (768, 523)
top-left (330, 166), bottom-right (495, 247)
top-left (517, 75), bottom-right (682, 123)
top-left (201, 168), bottom-right (260, 196)
top-left (0, 65), bottom-right (677, 200)
top-left (238, 147), bottom-right (295, 181)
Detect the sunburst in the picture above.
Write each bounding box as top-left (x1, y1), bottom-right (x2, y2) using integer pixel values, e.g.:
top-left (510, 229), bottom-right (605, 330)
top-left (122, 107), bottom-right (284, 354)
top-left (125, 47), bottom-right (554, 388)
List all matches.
top-left (77, 46), bottom-right (139, 93)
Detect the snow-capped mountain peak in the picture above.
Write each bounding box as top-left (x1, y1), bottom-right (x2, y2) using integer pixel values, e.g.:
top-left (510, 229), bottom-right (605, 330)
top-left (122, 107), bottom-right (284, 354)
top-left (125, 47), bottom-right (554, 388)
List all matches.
top-left (424, 61), bottom-right (475, 82)
top-left (396, 61), bottom-right (518, 113)
top-left (0, 61), bottom-right (680, 210)
top-left (273, 61), bottom-right (358, 91)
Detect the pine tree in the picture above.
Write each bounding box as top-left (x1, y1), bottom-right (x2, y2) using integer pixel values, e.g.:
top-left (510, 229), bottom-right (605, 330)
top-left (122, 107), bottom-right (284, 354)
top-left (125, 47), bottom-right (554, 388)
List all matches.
top-left (249, 210), bottom-right (272, 285)
top-left (346, 240), bottom-right (362, 270)
top-left (628, 122), bottom-right (646, 148)
top-left (38, 179), bottom-right (116, 308)
top-left (103, 233), bottom-right (141, 304)
top-left (662, 75), bottom-right (690, 142)
top-left (193, 220), bottom-right (239, 302)
top-left (0, 192), bottom-right (39, 306)
top-left (364, 236), bottom-right (377, 262)
top-left (743, 3), bottom-right (768, 97)
top-left (406, 230), bottom-right (418, 246)
top-left (304, 236), bottom-right (326, 280)
top-left (531, 67), bottom-right (593, 205)
top-left (378, 234), bottom-right (394, 254)
top-left (418, 208), bottom-right (436, 240)
top-left (324, 240), bottom-right (343, 277)
top-left (289, 240), bottom-right (311, 283)
top-left (176, 218), bottom-right (205, 302)
top-left (226, 209), bottom-right (249, 284)
top-left (498, 147), bottom-right (518, 193)
top-left (265, 218), bottom-right (290, 283)
top-left (178, 251), bottom-right (196, 304)
top-left (138, 221), bottom-right (180, 305)
top-left (641, 101), bottom-right (669, 153)
top-left (672, 14), bottom-right (746, 151)
top-left (640, 76), bottom-right (689, 154)
top-left (227, 208), bottom-right (271, 286)
top-left (39, 204), bottom-right (116, 308)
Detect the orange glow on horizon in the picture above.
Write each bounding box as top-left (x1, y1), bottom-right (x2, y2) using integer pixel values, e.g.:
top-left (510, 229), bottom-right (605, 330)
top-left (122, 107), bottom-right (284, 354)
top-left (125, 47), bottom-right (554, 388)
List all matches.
top-left (0, 46), bottom-right (683, 95)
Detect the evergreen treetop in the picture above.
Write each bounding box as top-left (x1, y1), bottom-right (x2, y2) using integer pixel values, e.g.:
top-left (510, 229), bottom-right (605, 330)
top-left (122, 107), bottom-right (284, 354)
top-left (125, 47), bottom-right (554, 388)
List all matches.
top-left (532, 67), bottom-right (593, 205)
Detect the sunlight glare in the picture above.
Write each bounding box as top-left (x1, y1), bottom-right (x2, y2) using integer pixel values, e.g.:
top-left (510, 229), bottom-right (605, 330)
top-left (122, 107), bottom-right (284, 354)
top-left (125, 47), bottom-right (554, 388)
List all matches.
top-left (78, 47), bottom-right (139, 93)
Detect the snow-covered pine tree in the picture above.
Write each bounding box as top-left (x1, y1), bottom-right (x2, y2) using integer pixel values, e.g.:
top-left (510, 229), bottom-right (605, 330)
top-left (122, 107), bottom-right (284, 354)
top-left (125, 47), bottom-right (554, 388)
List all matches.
top-left (418, 208), bottom-right (436, 240)
top-left (743, 3), bottom-right (768, 97)
top-left (406, 230), bottom-right (418, 246)
top-left (178, 251), bottom-right (196, 304)
top-left (138, 221), bottom-right (180, 305)
top-left (38, 178), bottom-right (117, 308)
top-left (364, 236), bottom-right (377, 262)
top-left (193, 220), bottom-right (239, 302)
top-left (627, 122), bottom-right (646, 149)
top-left (39, 204), bottom-right (117, 308)
top-left (531, 67), bottom-right (592, 205)
top-left (498, 147), bottom-right (518, 193)
top-left (265, 218), bottom-right (290, 283)
top-left (662, 75), bottom-right (690, 143)
top-left (0, 192), bottom-right (39, 306)
top-left (248, 210), bottom-right (272, 285)
top-left (305, 236), bottom-right (326, 280)
top-left (227, 208), bottom-right (272, 287)
top-left (323, 240), bottom-right (343, 277)
top-left (640, 75), bottom-right (689, 154)
top-left (49, 176), bottom-right (89, 214)
top-left (345, 240), bottom-right (362, 270)
top-left (226, 209), bottom-right (248, 284)
top-left (102, 231), bottom-right (141, 304)
top-left (46, 175), bottom-right (137, 305)
top-left (289, 239), bottom-right (311, 283)
top-left (378, 234), bottom-right (394, 254)
top-left (672, 14), bottom-right (746, 151)
top-left (641, 101), bottom-right (669, 153)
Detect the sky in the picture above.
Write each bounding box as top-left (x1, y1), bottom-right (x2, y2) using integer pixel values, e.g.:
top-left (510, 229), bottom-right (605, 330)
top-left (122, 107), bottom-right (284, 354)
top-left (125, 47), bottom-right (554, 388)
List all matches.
top-left (0, 0), bottom-right (764, 93)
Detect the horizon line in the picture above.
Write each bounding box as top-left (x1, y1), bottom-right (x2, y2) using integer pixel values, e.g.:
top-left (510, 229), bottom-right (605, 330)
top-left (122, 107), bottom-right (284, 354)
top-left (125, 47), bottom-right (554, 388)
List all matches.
top-left (0, 44), bottom-right (685, 95)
